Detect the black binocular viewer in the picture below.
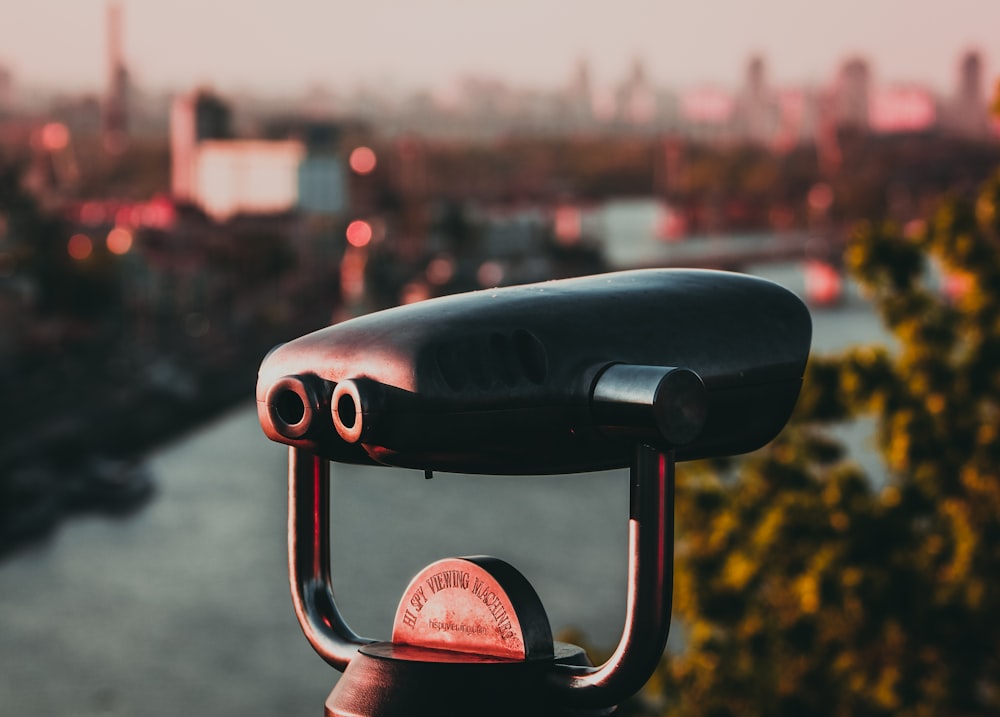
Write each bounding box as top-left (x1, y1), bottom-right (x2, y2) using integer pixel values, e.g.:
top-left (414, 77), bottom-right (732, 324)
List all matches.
top-left (257, 269), bottom-right (811, 716)
top-left (258, 269), bottom-right (810, 473)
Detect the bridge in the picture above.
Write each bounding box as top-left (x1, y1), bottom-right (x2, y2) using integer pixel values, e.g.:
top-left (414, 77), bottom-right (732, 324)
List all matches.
top-left (611, 230), bottom-right (846, 273)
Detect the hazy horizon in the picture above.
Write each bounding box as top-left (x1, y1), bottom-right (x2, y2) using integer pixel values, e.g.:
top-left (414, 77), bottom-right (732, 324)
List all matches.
top-left (0, 0), bottom-right (996, 97)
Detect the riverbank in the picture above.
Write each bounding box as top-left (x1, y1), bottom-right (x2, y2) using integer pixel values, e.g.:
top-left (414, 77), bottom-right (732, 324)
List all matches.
top-left (0, 282), bottom-right (341, 556)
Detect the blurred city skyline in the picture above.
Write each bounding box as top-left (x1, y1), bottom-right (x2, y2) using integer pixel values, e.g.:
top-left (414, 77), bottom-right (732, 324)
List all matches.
top-left (0, 0), bottom-right (996, 97)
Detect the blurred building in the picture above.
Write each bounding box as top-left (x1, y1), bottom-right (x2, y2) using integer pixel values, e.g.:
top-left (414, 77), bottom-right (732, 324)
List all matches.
top-left (679, 86), bottom-right (736, 142)
top-left (564, 59), bottom-right (595, 131)
top-left (946, 50), bottom-right (991, 140)
top-left (735, 56), bottom-right (782, 145)
top-left (298, 156), bottom-right (347, 215)
top-left (834, 57), bottom-right (871, 130)
top-left (617, 59), bottom-right (657, 128)
top-left (0, 65), bottom-right (12, 116)
top-left (170, 90), bottom-right (233, 201)
top-left (869, 85), bottom-right (937, 134)
top-left (102, 1), bottom-right (129, 153)
top-left (170, 89), bottom-right (354, 221)
top-left (46, 95), bottom-right (102, 138)
top-left (773, 89), bottom-right (820, 150)
top-left (193, 140), bottom-right (305, 220)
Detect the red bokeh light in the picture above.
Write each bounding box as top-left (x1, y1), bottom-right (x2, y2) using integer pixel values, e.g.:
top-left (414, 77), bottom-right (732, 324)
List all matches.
top-left (943, 270), bottom-right (974, 303)
top-left (79, 201), bottom-right (105, 225)
top-left (349, 146), bottom-right (377, 175)
top-left (426, 256), bottom-right (455, 286)
top-left (142, 196), bottom-right (176, 229)
top-left (41, 122), bottom-right (70, 151)
top-left (345, 220), bottom-right (373, 248)
top-left (477, 261), bottom-right (504, 288)
top-left (67, 233), bottom-right (93, 260)
top-left (804, 260), bottom-right (842, 306)
top-left (400, 281), bottom-right (431, 305)
top-left (554, 206), bottom-right (581, 245)
top-left (657, 208), bottom-right (687, 241)
top-left (106, 227), bottom-right (133, 255)
top-left (808, 183), bottom-right (835, 213)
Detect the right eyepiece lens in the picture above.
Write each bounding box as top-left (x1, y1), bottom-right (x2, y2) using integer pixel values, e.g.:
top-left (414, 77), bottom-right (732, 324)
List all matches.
top-left (336, 393), bottom-right (357, 430)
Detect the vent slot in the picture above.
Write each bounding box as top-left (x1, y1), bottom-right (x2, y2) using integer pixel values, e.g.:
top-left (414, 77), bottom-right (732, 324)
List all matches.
top-left (433, 330), bottom-right (548, 391)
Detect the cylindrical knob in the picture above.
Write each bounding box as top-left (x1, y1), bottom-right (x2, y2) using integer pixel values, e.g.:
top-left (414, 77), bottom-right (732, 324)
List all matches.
top-left (591, 364), bottom-right (707, 447)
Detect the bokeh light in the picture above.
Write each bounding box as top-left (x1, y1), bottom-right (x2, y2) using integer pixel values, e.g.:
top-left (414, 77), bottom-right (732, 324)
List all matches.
top-left (425, 256), bottom-right (455, 286)
top-left (79, 201), bottom-right (105, 226)
top-left (106, 227), bottom-right (133, 255)
top-left (477, 261), bottom-right (504, 287)
top-left (808, 183), bottom-right (834, 213)
top-left (67, 233), bottom-right (93, 260)
top-left (553, 206), bottom-right (581, 245)
top-left (345, 220), bottom-right (373, 248)
top-left (349, 146), bottom-right (377, 175)
top-left (41, 122), bottom-right (70, 151)
top-left (400, 281), bottom-right (431, 305)
top-left (804, 259), bottom-right (843, 305)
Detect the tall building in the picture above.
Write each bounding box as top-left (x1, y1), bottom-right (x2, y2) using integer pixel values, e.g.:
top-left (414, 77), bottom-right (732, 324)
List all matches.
top-left (170, 90), bottom-right (233, 201)
top-left (565, 58), bottom-right (594, 129)
top-left (103, 1), bottom-right (129, 153)
top-left (834, 57), bottom-right (871, 130)
top-left (617, 58), bottom-right (656, 127)
top-left (0, 64), bottom-right (11, 115)
top-left (958, 50), bottom-right (984, 105)
top-left (738, 55), bottom-right (780, 144)
top-left (949, 49), bottom-right (990, 139)
top-left (170, 89), bottom-right (349, 221)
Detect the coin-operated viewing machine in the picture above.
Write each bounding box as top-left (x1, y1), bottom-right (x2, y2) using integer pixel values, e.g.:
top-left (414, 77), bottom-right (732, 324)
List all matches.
top-left (257, 269), bottom-right (812, 716)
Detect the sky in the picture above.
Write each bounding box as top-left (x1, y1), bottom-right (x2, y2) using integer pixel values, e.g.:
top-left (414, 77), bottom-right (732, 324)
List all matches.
top-left (0, 0), bottom-right (997, 97)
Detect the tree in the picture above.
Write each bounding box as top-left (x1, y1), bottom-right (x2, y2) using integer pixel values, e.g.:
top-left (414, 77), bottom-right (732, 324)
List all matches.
top-left (643, 169), bottom-right (1000, 717)
top-left (0, 157), bottom-right (121, 322)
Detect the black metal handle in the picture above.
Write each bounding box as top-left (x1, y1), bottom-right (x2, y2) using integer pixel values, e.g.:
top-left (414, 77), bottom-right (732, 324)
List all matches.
top-left (288, 447), bottom-right (372, 671)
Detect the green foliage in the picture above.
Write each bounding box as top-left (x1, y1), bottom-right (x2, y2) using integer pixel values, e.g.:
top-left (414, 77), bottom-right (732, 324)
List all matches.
top-left (646, 170), bottom-right (1000, 717)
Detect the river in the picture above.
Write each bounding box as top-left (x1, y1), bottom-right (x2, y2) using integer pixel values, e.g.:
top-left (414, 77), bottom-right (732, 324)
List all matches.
top-left (0, 267), bottom-right (890, 717)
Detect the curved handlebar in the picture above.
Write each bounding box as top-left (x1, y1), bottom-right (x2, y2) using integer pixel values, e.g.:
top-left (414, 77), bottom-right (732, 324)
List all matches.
top-left (288, 447), bottom-right (372, 671)
top-left (286, 441), bottom-right (675, 703)
top-left (547, 444), bottom-right (675, 708)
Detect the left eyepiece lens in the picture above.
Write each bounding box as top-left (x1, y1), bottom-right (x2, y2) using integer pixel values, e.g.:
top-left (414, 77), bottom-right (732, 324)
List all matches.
top-left (275, 389), bottom-right (306, 426)
top-left (266, 375), bottom-right (319, 439)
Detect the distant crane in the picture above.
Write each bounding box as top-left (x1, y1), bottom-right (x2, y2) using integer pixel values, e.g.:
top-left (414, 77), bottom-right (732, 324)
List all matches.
top-left (103, 0), bottom-right (129, 154)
